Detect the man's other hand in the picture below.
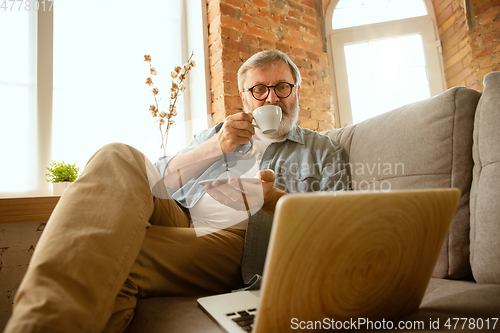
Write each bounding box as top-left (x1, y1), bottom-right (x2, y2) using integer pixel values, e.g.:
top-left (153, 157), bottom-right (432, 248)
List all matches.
top-left (203, 177), bottom-right (264, 212)
top-left (203, 170), bottom-right (286, 217)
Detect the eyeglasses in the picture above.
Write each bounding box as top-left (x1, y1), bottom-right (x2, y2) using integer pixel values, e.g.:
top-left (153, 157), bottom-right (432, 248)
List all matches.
top-left (243, 82), bottom-right (296, 101)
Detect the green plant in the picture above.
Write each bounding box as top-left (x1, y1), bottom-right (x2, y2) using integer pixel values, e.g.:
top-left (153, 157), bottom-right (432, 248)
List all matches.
top-left (45, 160), bottom-right (80, 183)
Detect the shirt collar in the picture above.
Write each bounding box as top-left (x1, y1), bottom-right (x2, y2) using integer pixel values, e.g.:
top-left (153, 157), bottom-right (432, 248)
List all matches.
top-left (283, 125), bottom-right (304, 145)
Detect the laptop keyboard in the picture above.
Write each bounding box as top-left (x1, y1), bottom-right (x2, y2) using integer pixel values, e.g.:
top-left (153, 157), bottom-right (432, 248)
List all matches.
top-left (226, 308), bottom-right (257, 332)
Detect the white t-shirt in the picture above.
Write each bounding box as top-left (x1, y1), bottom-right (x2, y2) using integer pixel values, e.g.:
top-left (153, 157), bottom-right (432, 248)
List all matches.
top-left (189, 129), bottom-right (283, 234)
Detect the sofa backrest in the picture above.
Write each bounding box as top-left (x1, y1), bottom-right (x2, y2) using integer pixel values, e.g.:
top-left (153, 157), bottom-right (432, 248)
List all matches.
top-left (470, 71), bottom-right (500, 284)
top-left (323, 86), bottom-right (482, 280)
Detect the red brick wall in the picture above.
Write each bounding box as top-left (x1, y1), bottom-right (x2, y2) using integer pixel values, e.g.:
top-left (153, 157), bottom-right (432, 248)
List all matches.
top-left (207, 0), bottom-right (335, 131)
top-left (468, 0), bottom-right (500, 89)
top-left (433, 0), bottom-right (476, 89)
top-left (432, 0), bottom-right (500, 91)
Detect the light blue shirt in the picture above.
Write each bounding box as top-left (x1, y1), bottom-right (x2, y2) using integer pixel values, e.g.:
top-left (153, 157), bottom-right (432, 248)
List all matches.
top-left (155, 123), bottom-right (350, 287)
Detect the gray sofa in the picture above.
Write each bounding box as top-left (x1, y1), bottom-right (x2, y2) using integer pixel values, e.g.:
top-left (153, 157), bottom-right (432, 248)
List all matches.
top-left (129, 72), bottom-right (500, 332)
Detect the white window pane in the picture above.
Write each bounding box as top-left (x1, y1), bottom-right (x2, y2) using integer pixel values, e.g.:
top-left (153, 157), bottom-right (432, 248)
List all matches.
top-left (0, 84), bottom-right (37, 192)
top-left (347, 74), bottom-right (376, 124)
top-left (373, 69), bottom-right (405, 112)
top-left (333, 0), bottom-right (427, 29)
top-left (396, 35), bottom-right (426, 68)
top-left (368, 38), bottom-right (399, 73)
top-left (344, 42), bottom-right (371, 75)
top-left (401, 67), bottom-right (431, 102)
top-left (0, 11), bottom-right (34, 83)
top-left (335, 0), bottom-right (367, 9)
top-left (345, 34), bottom-right (431, 124)
top-left (0, 10), bottom-right (37, 194)
top-left (53, 0), bottom-right (184, 169)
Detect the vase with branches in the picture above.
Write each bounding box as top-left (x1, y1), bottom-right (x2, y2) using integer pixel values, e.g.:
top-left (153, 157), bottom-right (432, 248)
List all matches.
top-left (144, 52), bottom-right (195, 156)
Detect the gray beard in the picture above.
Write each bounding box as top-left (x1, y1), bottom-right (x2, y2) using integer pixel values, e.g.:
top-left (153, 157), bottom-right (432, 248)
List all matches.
top-left (244, 95), bottom-right (299, 138)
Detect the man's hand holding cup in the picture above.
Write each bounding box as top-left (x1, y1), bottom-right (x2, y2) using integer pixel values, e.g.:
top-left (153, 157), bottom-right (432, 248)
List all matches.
top-left (216, 112), bottom-right (255, 154)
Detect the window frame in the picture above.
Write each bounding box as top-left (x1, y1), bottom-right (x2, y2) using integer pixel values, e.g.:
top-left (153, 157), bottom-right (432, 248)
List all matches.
top-left (325, 0), bottom-right (446, 128)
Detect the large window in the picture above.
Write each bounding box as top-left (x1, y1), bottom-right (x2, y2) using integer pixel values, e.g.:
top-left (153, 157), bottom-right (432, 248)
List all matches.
top-left (326, 0), bottom-right (446, 127)
top-left (0, 9), bottom-right (37, 194)
top-left (0, 0), bottom-right (210, 198)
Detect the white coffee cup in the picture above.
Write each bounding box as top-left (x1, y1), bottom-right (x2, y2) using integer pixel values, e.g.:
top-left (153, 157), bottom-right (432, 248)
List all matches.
top-left (252, 105), bottom-right (282, 134)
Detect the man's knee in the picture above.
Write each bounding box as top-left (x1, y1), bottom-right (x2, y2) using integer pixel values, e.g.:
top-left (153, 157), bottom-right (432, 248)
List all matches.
top-left (93, 143), bottom-right (145, 163)
top-left (99, 142), bottom-right (134, 155)
top-left (83, 143), bottom-right (147, 178)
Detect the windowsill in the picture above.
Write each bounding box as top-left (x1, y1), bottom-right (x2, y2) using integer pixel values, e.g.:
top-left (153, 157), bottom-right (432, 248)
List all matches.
top-left (0, 196), bottom-right (60, 224)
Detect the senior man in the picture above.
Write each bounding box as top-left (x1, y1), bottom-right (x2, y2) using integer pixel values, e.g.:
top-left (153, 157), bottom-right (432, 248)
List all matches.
top-left (5, 50), bottom-right (349, 333)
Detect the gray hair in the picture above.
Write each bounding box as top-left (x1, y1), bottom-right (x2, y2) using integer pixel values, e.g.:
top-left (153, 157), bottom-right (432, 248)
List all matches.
top-left (237, 50), bottom-right (302, 92)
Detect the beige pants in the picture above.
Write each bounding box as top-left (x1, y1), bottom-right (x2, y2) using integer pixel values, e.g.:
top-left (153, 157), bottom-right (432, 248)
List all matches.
top-left (5, 143), bottom-right (245, 333)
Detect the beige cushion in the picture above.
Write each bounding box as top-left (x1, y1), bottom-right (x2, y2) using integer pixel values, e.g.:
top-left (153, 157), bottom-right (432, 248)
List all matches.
top-left (379, 279), bottom-right (500, 331)
top-left (324, 87), bottom-right (481, 279)
top-left (470, 71), bottom-right (500, 284)
top-left (129, 279), bottom-right (500, 333)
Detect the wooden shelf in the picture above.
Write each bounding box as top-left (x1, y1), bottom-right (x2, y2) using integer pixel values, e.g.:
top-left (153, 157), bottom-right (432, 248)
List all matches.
top-left (0, 196), bottom-right (60, 224)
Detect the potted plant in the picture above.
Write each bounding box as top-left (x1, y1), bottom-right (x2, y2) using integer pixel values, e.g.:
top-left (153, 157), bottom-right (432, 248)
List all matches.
top-left (46, 160), bottom-right (80, 195)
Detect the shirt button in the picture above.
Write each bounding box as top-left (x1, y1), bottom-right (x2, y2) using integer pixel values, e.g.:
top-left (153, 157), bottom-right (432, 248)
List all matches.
top-left (222, 163), bottom-right (228, 167)
top-left (239, 150), bottom-right (243, 154)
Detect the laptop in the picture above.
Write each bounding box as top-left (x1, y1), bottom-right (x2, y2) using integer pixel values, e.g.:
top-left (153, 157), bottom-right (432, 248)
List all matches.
top-left (198, 189), bottom-right (460, 332)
